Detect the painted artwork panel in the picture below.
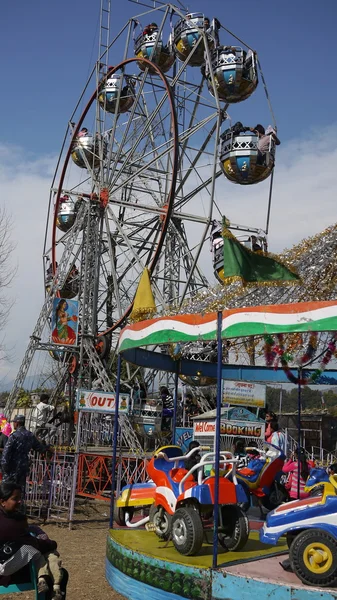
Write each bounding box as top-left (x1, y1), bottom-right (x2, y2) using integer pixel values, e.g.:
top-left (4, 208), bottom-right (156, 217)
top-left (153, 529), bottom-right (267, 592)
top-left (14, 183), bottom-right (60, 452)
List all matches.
top-left (51, 298), bottom-right (79, 346)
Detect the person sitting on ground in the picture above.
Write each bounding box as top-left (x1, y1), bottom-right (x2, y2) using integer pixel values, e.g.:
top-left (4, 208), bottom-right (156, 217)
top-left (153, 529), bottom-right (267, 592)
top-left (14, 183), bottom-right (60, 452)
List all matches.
top-left (283, 448), bottom-right (310, 499)
top-left (249, 124), bottom-right (280, 165)
top-left (0, 482), bottom-right (68, 599)
top-left (29, 524), bottom-right (64, 600)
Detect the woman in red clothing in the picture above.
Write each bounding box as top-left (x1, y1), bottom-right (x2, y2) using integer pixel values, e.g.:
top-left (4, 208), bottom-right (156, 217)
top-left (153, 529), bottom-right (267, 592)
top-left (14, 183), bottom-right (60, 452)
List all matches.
top-left (282, 448), bottom-right (311, 499)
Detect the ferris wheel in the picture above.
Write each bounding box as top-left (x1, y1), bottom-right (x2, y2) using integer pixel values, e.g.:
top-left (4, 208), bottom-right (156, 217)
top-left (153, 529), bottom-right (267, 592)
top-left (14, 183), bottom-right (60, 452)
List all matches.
top-left (6, 1), bottom-right (278, 449)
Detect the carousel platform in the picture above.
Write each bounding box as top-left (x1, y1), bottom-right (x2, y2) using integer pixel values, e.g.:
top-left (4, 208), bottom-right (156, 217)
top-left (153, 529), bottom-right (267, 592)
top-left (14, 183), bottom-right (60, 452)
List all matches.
top-left (105, 528), bottom-right (337, 600)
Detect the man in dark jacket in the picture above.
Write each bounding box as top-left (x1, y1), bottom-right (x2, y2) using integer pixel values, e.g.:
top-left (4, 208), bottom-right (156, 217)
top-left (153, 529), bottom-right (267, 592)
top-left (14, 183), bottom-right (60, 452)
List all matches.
top-left (1, 415), bottom-right (47, 489)
top-left (0, 431), bottom-right (8, 454)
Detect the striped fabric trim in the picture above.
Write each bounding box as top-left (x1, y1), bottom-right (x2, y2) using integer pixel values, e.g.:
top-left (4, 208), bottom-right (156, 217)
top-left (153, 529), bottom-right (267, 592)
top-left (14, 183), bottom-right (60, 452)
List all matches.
top-left (118, 300), bottom-right (337, 353)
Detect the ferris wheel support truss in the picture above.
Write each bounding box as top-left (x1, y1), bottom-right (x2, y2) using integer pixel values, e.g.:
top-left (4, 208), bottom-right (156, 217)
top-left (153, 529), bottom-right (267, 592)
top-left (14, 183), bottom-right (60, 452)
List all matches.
top-left (5, 204), bottom-right (89, 417)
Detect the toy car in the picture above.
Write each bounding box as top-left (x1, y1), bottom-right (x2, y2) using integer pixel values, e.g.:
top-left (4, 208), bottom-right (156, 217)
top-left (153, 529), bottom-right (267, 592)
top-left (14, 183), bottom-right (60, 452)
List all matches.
top-left (260, 473), bottom-right (337, 587)
top-left (115, 444), bottom-right (249, 556)
top-left (234, 443), bottom-right (287, 513)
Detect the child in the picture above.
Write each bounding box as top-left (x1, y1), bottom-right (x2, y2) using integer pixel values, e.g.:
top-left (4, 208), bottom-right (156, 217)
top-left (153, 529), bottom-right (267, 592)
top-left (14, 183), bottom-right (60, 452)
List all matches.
top-left (29, 525), bottom-right (63, 600)
top-left (237, 445), bottom-right (266, 481)
top-left (282, 448), bottom-right (310, 499)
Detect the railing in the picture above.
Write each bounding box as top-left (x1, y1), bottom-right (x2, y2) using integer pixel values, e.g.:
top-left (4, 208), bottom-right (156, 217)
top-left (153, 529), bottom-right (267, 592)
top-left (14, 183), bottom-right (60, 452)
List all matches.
top-left (25, 452), bottom-right (76, 520)
top-left (286, 430), bottom-right (337, 465)
top-left (23, 450), bottom-right (148, 519)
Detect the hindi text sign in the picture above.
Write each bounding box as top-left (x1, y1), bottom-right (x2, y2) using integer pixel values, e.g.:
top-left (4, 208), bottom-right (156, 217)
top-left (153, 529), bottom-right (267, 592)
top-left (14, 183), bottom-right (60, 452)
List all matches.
top-left (222, 380), bottom-right (266, 408)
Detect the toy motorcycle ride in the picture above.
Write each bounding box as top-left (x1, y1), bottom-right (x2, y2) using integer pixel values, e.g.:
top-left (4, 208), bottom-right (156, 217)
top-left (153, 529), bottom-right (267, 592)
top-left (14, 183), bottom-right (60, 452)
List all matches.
top-left (231, 443), bottom-right (287, 514)
top-left (260, 473), bottom-right (337, 587)
top-left (115, 444), bottom-right (249, 556)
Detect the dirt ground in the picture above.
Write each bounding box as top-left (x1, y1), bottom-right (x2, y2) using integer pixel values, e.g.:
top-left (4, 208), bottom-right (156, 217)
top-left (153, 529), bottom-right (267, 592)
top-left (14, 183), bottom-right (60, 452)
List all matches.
top-left (6, 500), bottom-right (126, 600)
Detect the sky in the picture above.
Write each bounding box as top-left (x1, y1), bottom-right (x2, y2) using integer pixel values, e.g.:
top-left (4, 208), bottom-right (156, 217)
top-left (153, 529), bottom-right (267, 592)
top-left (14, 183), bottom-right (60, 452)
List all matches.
top-left (1, 0), bottom-right (337, 383)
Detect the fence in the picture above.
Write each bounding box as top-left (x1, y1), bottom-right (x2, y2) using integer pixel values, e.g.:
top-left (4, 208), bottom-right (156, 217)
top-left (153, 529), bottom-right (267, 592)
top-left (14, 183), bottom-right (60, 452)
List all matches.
top-left (25, 452), bottom-right (76, 520)
top-left (77, 453), bottom-right (148, 501)
top-left (24, 450), bottom-right (147, 520)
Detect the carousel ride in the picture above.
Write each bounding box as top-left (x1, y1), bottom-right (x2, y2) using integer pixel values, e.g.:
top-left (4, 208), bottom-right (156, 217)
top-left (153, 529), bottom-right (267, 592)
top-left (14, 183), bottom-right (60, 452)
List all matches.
top-left (6, 0), bottom-right (279, 454)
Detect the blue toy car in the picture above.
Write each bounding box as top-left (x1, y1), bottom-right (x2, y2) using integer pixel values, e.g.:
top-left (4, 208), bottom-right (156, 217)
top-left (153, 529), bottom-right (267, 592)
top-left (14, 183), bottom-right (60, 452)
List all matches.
top-left (260, 473), bottom-right (337, 587)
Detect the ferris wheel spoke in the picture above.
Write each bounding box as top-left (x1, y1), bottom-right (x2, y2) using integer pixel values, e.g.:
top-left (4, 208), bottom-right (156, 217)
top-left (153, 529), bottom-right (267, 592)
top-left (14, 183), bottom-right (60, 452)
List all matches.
top-left (107, 86), bottom-right (173, 188)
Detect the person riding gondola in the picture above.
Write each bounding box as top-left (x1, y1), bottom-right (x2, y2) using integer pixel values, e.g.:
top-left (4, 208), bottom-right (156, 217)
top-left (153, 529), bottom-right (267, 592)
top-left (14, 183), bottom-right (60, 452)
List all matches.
top-left (143, 22), bottom-right (158, 36)
top-left (249, 124), bottom-right (280, 165)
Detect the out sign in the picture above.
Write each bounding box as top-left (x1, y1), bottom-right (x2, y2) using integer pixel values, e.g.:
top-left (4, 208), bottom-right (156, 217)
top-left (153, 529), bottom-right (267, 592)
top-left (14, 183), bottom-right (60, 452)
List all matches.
top-left (77, 389), bottom-right (129, 413)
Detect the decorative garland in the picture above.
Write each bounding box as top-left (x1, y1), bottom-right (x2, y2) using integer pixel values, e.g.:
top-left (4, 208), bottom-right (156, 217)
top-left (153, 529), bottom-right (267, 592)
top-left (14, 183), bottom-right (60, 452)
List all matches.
top-left (277, 332), bottom-right (337, 385)
top-left (263, 332), bottom-right (318, 370)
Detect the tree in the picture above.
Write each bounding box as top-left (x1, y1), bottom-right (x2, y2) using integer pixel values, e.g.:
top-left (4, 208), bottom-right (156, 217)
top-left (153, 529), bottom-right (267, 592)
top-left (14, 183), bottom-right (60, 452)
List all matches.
top-left (0, 207), bottom-right (16, 364)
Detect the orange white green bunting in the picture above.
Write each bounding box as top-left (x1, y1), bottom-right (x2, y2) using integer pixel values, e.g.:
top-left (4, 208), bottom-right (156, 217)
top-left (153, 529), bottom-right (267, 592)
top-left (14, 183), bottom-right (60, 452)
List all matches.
top-left (119, 300), bottom-right (337, 353)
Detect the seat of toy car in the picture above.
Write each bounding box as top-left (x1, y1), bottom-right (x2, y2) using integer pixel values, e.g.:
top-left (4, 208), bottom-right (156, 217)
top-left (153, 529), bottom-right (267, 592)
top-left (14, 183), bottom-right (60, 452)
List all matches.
top-left (170, 467), bottom-right (195, 485)
top-left (259, 456), bottom-right (284, 488)
top-left (238, 463), bottom-right (267, 484)
top-left (236, 457), bottom-right (270, 487)
top-left (152, 445), bottom-right (185, 473)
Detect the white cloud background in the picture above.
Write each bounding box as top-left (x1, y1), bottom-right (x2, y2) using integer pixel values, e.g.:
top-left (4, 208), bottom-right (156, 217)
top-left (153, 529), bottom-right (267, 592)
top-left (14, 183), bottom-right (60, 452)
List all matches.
top-left (0, 124), bottom-right (336, 383)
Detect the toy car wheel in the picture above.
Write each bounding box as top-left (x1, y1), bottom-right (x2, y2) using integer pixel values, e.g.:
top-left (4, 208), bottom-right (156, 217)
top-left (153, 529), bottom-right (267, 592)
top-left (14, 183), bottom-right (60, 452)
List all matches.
top-left (218, 506), bottom-right (249, 551)
top-left (149, 504), bottom-right (172, 540)
top-left (290, 528), bottom-right (337, 587)
top-left (309, 485), bottom-right (324, 497)
top-left (262, 483), bottom-right (288, 510)
top-left (286, 531), bottom-right (297, 549)
top-left (114, 506), bottom-right (134, 527)
top-left (171, 507), bottom-right (203, 556)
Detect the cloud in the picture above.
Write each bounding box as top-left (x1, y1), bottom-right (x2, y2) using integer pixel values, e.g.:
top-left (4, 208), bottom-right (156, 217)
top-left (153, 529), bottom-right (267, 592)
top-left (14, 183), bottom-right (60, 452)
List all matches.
top-left (0, 124), bottom-right (336, 382)
top-left (213, 124), bottom-right (337, 253)
top-left (0, 146), bottom-right (56, 384)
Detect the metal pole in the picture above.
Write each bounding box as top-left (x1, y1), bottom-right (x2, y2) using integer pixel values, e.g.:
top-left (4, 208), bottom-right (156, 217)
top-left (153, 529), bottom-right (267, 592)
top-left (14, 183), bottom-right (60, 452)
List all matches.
top-left (69, 409), bottom-right (82, 528)
top-left (279, 386), bottom-right (282, 416)
top-left (212, 311), bottom-right (223, 569)
top-left (297, 369), bottom-right (302, 500)
top-left (172, 369), bottom-right (179, 443)
top-left (109, 354), bottom-right (121, 529)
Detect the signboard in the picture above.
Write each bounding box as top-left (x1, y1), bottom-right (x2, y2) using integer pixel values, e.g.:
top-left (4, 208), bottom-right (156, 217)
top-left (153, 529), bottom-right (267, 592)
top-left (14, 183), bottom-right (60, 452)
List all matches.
top-left (194, 415), bottom-right (265, 440)
top-left (222, 380), bottom-right (266, 409)
top-left (220, 420), bottom-right (265, 440)
top-left (194, 420), bottom-right (216, 437)
top-left (51, 298), bottom-right (79, 346)
top-left (77, 390), bottom-right (129, 413)
top-left (175, 427), bottom-right (194, 452)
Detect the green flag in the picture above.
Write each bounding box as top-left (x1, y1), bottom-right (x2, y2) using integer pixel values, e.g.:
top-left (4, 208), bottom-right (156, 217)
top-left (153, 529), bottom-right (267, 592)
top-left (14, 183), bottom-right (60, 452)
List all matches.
top-left (222, 219), bottom-right (300, 286)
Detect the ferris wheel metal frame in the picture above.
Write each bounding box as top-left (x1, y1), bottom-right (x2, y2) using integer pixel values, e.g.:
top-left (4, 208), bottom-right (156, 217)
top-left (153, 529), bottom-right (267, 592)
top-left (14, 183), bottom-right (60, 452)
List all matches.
top-left (6, 0), bottom-right (279, 453)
